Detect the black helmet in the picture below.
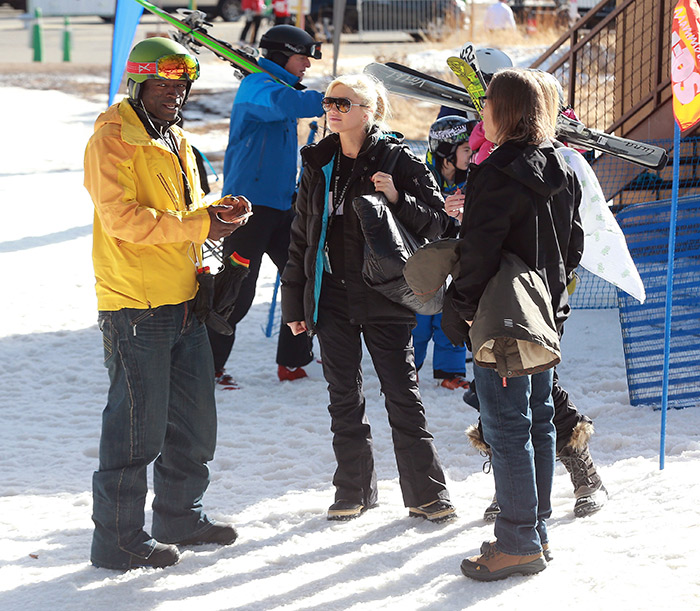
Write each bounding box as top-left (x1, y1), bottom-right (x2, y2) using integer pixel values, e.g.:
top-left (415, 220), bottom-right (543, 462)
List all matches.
top-left (429, 116), bottom-right (476, 162)
top-left (259, 25), bottom-right (322, 67)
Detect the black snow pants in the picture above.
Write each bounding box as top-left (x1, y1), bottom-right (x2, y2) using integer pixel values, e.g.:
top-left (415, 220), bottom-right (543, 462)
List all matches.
top-left (207, 205), bottom-right (313, 371)
top-left (316, 274), bottom-right (450, 508)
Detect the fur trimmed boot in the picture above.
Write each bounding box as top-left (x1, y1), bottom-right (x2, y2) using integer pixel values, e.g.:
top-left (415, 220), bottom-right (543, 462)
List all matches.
top-left (466, 423), bottom-right (500, 521)
top-left (466, 422), bottom-right (491, 458)
top-left (558, 421), bottom-right (608, 517)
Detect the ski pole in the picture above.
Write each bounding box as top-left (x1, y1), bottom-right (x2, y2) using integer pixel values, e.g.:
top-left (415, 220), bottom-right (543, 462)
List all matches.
top-left (264, 273), bottom-right (281, 338)
top-left (199, 149), bottom-right (220, 183)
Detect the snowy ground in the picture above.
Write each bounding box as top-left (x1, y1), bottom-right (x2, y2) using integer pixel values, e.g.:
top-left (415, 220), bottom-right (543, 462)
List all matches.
top-left (1, 47), bottom-right (699, 611)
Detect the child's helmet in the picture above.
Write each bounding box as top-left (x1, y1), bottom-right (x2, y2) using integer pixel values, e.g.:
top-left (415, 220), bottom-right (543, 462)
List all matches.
top-left (429, 115), bottom-right (477, 163)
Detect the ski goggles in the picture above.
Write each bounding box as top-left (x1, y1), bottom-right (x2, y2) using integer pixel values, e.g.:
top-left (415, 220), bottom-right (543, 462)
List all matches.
top-left (127, 54), bottom-right (200, 81)
top-left (322, 97), bottom-right (369, 114)
top-left (306, 43), bottom-right (323, 60)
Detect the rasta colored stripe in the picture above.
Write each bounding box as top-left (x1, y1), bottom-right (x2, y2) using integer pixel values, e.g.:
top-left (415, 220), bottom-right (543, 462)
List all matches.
top-left (230, 252), bottom-right (250, 268)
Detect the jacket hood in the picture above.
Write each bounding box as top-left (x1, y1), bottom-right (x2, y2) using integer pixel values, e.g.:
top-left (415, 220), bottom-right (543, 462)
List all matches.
top-left (488, 140), bottom-right (568, 200)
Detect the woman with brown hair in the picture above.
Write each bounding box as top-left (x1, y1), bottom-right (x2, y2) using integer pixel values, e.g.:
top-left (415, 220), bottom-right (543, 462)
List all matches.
top-left (281, 74), bottom-right (457, 523)
top-left (443, 68), bottom-right (583, 580)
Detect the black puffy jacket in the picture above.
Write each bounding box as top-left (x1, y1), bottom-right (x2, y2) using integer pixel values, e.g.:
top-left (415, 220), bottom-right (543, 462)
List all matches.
top-left (442, 140), bottom-right (583, 346)
top-left (281, 127), bottom-right (455, 333)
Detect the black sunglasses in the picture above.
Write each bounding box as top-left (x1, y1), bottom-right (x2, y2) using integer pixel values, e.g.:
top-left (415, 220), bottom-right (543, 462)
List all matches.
top-left (321, 96), bottom-right (369, 114)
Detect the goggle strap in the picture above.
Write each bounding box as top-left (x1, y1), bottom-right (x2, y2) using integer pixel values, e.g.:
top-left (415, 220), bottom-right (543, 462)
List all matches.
top-left (262, 40), bottom-right (322, 59)
top-left (127, 60), bottom-right (158, 76)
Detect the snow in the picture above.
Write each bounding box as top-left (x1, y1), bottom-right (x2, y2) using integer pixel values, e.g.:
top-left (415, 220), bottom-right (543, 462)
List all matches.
top-left (1, 52), bottom-right (700, 611)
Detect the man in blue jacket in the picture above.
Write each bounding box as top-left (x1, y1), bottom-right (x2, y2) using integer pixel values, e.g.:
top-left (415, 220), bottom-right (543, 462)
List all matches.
top-left (208, 25), bottom-right (324, 386)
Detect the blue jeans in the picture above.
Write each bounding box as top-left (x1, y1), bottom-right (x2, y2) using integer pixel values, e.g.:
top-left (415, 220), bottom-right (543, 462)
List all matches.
top-left (91, 303), bottom-right (218, 569)
top-left (474, 365), bottom-right (555, 555)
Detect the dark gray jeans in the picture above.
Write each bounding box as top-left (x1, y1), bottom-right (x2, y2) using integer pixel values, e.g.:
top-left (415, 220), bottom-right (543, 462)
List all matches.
top-left (91, 303), bottom-right (217, 569)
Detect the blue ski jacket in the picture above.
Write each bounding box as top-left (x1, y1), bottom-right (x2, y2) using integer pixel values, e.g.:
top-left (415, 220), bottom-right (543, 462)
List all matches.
top-left (222, 58), bottom-right (324, 211)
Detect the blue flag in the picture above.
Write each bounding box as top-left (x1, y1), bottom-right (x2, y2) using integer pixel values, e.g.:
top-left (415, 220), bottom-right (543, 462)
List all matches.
top-left (108, 0), bottom-right (144, 106)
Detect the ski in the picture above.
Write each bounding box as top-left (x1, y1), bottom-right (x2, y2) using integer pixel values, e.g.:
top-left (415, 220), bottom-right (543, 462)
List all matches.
top-left (446, 56), bottom-right (486, 116)
top-left (553, 117), bottom-right (667, 170)
top-left (446, 43), bottom-right (488, 115)
top-left (445, 53), bottom-right (668, 171)
top-left (459, 43), bottom-right (487, 91)
top-left (131, 0), bottom-right (297, 87)
top-left (363, 62), bottom-right (477, 118)
top-left (385, 61), bottom-right (479, 109)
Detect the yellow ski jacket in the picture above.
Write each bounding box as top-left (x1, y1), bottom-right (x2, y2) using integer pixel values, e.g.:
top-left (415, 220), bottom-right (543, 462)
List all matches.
top-left (84, 99), bottom-right (210, 311)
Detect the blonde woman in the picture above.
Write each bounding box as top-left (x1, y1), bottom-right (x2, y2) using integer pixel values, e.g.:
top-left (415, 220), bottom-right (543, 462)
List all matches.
top-left (281, 74), bottom-right (456, 523)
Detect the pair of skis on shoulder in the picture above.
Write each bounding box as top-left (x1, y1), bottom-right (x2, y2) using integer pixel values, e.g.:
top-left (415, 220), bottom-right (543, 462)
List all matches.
top-left (131, 0), bottom-right (303, 89)
top-left (364, 45), bottom-right (668, 171)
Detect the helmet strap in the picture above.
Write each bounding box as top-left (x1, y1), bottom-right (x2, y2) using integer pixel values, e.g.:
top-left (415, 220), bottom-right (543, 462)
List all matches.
top-left (127, 78), bottom-right (141, 101)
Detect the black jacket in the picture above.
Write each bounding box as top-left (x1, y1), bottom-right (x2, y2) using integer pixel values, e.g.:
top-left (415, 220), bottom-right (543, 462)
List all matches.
top-left (281, 127), bottom-right (455, 333)
top-left (443, 140), bottom-right (583, 346)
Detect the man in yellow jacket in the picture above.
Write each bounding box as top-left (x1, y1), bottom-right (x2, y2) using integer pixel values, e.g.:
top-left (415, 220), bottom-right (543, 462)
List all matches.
top-left (84, 37), bottom-right (251, 571)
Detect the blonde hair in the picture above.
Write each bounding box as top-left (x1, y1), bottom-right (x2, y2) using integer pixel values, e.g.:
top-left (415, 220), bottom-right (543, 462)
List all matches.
top-left (528, 70), bottom-right (562, 133)
top-left (326, 73), bottom-right (391, 132)
top-left (486, 68), bottom-right (556, 146)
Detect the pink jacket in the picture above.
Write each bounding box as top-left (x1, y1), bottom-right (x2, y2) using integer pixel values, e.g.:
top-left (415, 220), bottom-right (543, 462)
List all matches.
top-left (468, 121), bottom-right (494, 165)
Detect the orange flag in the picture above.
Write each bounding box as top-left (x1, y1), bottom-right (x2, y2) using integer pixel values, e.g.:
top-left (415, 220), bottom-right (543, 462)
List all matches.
top-left (672, 0), bottom-right (700, 131)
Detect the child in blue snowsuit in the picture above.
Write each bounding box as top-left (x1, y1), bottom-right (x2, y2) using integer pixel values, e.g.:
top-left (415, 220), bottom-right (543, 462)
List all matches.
top-left (413, 116), bottom-right (476, 389)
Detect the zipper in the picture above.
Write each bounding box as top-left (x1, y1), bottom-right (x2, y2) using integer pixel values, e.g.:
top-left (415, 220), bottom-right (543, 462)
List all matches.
top-left (130, 308), bottom-right (154, 336)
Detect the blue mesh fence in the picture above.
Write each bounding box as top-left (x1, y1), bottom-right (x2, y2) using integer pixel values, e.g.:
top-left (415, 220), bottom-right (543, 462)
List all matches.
top-left (615, 195), bottom-right (700, 410)
top-left (569, 268), bottom-right (618, 309)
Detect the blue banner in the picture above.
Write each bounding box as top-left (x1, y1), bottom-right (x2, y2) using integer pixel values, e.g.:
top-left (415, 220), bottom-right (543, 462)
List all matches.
top-left (108, 0), bottom-right (144, 106)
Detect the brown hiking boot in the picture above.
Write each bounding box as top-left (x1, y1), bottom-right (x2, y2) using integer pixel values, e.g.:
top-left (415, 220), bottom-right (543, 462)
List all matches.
top-left (461, 541), bottom-right (547, 581)
top-left (481, 540), bottom-right (552, 562)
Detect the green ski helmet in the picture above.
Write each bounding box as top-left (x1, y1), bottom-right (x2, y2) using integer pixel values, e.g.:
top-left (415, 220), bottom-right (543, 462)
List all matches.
top-left (126, 37), bottom-right (200, 101)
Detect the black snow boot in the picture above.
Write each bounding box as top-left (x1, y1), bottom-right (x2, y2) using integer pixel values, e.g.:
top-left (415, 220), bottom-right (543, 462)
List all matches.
top-left (558, 422), bottom-right (608, 517)
top-left (483, 493), bottom-right (500, 522)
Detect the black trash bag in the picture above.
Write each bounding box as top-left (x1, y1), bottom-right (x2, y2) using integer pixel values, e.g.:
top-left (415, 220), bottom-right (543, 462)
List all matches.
top-left (193, 257), bottom-right (249, 335)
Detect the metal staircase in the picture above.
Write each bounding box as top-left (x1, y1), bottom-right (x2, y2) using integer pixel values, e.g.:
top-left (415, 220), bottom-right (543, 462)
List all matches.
top-left (530, 0), bottom-right (685, 205)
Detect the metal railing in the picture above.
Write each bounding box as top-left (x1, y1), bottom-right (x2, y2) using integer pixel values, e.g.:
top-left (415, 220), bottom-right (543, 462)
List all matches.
top-left (530, 0), bottom-right (672, 138)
